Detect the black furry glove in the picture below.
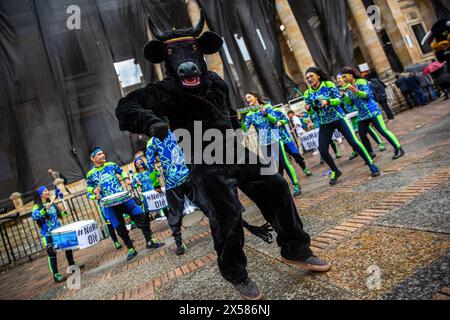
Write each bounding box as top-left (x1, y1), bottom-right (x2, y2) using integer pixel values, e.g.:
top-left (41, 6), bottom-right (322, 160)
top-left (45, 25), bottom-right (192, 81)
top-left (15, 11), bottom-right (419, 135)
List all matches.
top-left (148, 122), bottom-right (169, 141)
top-left (243, 220), bottom-right (274, 244)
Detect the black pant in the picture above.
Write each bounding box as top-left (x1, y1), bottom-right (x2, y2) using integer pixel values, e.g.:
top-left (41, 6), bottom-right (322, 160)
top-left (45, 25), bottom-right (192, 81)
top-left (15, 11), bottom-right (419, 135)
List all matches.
top-left (189, 149), bottom-right (312, 284)
top-left (319, 118), bottom-right (372, 172)
top-left (330, 141), bottom-right (338, 154)
top-left (358, 116), bottom-right (401, 154)
top-left (165, 180), bottom-right (196, 246)
top-left (260, 142), bottom-right (299, 186)
top-left (284, 142), bottom-right (307, 170)
top-left (377, 97), bottom-right (394, 120)
top-left (110, 205), bottom-right (153, 249)
top-left (44, 236), bottom-right (74, 276)
top-left (106, 223), bottom-right (118, 243)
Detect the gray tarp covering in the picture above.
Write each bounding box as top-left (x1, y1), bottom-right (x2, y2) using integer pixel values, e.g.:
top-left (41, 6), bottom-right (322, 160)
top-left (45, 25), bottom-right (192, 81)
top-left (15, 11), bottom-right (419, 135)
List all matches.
top-left (433, 0), bottom-right (450, 19)
top-left (288, 0), bottom-right (354, 75)
top-left (0, 0), bottom-right (160, 206)
top-left (197, 0), bottom-right (295, 106)
top-left (0, 0), bottom-right (354, 206)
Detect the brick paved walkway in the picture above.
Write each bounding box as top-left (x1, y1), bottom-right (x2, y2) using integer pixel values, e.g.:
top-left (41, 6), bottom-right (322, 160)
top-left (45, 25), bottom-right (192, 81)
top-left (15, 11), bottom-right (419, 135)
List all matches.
top-left (1, 99), bottom-right (449, 300)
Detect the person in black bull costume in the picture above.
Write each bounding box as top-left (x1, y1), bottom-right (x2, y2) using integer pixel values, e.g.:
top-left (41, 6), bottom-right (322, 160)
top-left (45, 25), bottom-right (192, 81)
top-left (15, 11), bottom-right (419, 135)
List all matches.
top-left (116, 11), bottom-right (331, 300)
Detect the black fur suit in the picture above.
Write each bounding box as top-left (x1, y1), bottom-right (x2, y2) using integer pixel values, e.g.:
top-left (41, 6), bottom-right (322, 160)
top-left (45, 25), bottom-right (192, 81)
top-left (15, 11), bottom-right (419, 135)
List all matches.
top-left (116, 72), bottom-right (312, 284)
top-left (115, 13), bottom-right (313, 284)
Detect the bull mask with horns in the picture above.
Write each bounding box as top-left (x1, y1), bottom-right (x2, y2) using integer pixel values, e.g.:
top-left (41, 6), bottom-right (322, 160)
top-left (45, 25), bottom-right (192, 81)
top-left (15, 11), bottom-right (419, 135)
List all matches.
top-left (422, 19), bottom-right (450, 64)
top-left (144, 10), bottom-right (223, 89)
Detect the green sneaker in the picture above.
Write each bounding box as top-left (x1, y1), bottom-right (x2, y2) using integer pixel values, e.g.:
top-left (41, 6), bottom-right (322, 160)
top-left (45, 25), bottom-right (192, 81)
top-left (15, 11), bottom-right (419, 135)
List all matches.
top-left (293, 184), bottom-right (302, 197)
top-left (303, 168), bottom-right (313, 176)
top-left (53, 273), bottom-right (65, 283)
top-left (329, 170), bottom-right (342, 185)
top-left (127, 248), bottom-right (138, 261)
top-left (146, 239), bottom-right (166, 250)
top-left (378, 143), bottom-right (386, 151)
top-left (114, 241), bottom-right (122, 250)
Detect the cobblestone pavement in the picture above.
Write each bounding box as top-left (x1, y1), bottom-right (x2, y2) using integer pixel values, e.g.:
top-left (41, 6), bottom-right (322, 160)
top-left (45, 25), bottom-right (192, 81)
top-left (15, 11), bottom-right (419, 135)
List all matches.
top-left (1, 99), bottom-right (449, 300)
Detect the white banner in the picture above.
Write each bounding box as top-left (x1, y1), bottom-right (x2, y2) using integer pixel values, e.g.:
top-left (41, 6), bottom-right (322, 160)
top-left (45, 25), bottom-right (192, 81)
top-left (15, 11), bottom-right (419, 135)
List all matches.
top-left (143, 188), bottom-right (168, 211)
top-left (300, 129), bottom-right (344, 151)
top-left (76, 220), bottom-right (101, 250)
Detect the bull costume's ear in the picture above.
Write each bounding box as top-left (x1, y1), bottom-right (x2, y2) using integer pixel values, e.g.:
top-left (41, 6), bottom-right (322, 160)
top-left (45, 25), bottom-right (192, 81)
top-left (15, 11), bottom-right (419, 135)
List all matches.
top-left (143, 40), bottom-right (165, 63)
top-left (197, 31), bottom-right (223, 54)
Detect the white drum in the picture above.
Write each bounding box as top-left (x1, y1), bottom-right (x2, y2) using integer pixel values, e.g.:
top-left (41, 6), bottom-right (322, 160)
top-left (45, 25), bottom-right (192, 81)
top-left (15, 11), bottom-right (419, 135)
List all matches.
top-left (143, 188), bottom-right (168, 211)
top-left (182, 196), bottom-right (204, 228)
top-left (51, 220), bottom-right (101, 250)
top-left (100, 191), bottom-right (132, 208)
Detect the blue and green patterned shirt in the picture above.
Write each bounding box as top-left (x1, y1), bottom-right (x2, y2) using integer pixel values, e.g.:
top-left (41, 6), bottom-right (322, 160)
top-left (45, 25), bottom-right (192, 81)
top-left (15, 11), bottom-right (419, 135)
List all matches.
top-left (86, 162), bottom-right (128, 200)
top-left (343, 79), bottom-right (380, 121)
top-left (241, 104), bottom-right (281, 146)
top-left (266, 107), bottom-right (295, 145)
top-left (146, 131), bottom-right (190, 191)
top-left (32, 203), bottom-right (61, 237)
top-left (133, 170), bottom-right (161, 192)
top-left (303, 81), bottom-right (345, 125)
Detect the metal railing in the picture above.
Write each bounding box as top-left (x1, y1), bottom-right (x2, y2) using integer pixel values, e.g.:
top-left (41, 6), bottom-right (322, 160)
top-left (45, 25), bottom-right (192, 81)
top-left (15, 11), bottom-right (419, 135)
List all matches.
top-left (0, 191), bottom-right (108, 269)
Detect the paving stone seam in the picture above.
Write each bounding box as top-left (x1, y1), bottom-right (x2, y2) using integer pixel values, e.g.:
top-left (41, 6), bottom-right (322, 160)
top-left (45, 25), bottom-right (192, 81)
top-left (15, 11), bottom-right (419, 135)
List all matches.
top-left (295, 145), bottom-right (440, 211)
top-left (306, 166), bottom-right (450, 253)
top-left (367, 223), bottom-right (450, 236)
top-left (243, 242), bottom-right (361, 299)
top-left (23, 147), bottom-right (450, 299)
top-left (53, 231), bottom-right (213, 299)
top-left (109, 253), bottom-right (217, 300)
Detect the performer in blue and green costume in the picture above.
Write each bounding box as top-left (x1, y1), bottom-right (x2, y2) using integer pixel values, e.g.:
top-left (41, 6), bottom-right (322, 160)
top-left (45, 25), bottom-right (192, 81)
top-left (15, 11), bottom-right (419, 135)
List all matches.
top-left (146, 129), bottom-right (275, 255)
top-left (306, 105), bottom-right (341, 162)
top-left (303, 67), bottom-right (380, 185)
top-left (241, 93), bottom-right (302, 196)
top-left (145, 130), bottom-right (193, 255)
top-left (86, 147), bottom-right (164, 261)
top-left (32, 186), bottom-right (77, 282)
top-left (96, 203), bottom-right (122, 250)
top-left (132, 157), bottom-right (167, 220)
top-left (336, 73), bottom-right (386, 160)
top-left (340, 67), bottom-right (405, 160)
top-left (267, 106), bottom-right (313, 177)
top-left (133, 158), bottom-right (161, 192)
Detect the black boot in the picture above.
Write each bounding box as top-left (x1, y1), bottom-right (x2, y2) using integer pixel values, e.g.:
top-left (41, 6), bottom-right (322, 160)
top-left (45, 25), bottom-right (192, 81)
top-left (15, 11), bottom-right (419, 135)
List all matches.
top-left (175, 243), bottom-right (187, 256)
top-left (393, 147), bottom-right (405, 160)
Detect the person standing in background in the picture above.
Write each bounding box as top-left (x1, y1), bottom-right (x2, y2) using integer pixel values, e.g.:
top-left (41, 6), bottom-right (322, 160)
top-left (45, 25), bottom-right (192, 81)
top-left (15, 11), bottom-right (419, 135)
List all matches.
top-left (416, 72), bottom-right (437, 103)
top-left (395, 74), bottom-right (415, 108)
top-left (368, 73), bottom-right (395, 120)
top-left (406, 73), bottom-right (428, 106)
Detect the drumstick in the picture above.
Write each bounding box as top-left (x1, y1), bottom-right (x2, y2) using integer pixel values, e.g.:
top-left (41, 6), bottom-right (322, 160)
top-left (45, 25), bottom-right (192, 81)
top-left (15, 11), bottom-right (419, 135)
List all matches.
top-left (42, 194), bottom-right (58, 217)
top-left (62, 199), bottom-right (68, 211)
top-left (128, 169), bottom-right (143, 205)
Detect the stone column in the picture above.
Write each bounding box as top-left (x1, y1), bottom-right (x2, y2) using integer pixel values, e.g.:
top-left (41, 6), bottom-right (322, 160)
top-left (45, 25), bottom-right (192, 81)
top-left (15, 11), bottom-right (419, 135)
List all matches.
top-left (375, 0), bottom-right (423, 67)
top-left (347, 0), bottom-right (393, 79)
top-left (186, 0), bottom-right (224, 78)
top-left (10, 192), bottom-right (23, 210)
top-left (275, 0), bottom-right (315, 76)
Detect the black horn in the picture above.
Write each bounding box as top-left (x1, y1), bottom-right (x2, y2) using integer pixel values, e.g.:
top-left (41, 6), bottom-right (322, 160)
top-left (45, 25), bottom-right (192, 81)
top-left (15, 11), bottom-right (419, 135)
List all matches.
top-left (192, 9), bottom-right (205, 37)
top-left (148, 15), bottom-right (167, 41)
